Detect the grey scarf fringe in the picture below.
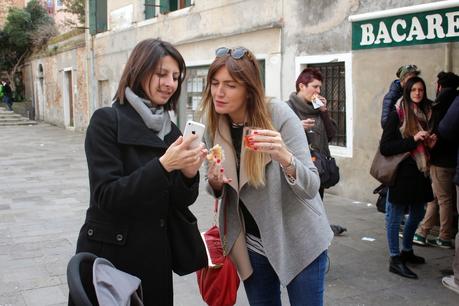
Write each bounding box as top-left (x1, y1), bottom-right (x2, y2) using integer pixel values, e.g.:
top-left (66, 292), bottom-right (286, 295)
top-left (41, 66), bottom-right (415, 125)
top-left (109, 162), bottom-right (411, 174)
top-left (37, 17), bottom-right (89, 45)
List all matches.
top-left (125, 87), bottom-right (171, 140)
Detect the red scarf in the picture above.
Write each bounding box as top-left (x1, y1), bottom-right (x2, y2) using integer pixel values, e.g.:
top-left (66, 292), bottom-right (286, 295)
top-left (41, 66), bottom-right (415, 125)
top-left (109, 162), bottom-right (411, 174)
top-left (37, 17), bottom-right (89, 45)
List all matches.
top-left (395, 99), bottom-right (430, 175)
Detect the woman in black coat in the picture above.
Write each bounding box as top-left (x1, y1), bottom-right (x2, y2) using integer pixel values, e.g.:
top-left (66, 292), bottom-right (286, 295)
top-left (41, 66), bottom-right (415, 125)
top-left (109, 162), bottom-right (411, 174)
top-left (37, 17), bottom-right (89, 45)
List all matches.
top-left (380, 76), bottom-right (436, 280)
top-left (72, 39), bottom-right (207, 305)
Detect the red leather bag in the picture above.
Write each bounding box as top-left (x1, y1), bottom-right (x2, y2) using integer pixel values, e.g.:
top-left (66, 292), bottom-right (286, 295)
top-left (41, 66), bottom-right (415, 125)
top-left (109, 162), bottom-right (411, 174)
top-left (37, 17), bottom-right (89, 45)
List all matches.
top-left (196, 199), bottom-right (240, 306)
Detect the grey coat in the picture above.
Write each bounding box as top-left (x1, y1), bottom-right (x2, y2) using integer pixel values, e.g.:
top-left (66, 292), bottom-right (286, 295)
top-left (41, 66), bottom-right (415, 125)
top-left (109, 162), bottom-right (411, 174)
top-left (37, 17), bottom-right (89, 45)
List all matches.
top-left (205, 99), bottom-right (333, 285)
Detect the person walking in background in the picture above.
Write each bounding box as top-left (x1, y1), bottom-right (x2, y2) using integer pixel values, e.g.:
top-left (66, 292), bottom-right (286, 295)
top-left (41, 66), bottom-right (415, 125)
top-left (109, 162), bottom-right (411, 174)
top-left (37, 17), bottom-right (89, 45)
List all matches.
top-left (201, 47), bottom-right (333, 305)
top-left (438, 94), bottom-right (459, 294)
top-left (381, 64), bottom-right (420, 128)
top-left (72, 39), bottom-right (207, 306)
top-left (380, 76), bottom-right (436, 279)
top-left (286, 67), bottom-right (346, 236)
top-left (0, 81), bottom-right (4, 106)
top-left (2, 80), bottom-right (13, 111)
top-left (414, 71), bottom-right (459, 248)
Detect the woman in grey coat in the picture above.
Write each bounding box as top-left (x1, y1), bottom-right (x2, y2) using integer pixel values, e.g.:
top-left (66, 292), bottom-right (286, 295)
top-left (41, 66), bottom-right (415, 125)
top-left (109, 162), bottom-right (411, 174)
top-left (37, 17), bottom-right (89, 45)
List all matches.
top-left (200, 47), bottom-right (333, 306)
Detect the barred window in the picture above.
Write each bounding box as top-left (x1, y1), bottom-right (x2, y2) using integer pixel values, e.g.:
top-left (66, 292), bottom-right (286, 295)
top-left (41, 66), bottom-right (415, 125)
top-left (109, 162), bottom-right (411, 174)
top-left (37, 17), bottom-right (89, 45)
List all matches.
top-left (308, 62), bottom-right (346, 147)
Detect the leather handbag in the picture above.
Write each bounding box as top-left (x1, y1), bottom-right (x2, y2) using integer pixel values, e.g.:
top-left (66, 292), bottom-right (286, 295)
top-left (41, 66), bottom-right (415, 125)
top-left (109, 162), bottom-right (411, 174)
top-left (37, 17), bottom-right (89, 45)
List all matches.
top-left (196, 198), bottom-right (240, 306)
top-left (168, 205), bottom-right (208, 276)
top-left (370, 147), bottom-right (410, 186)
top-left (311, 149), bottom-right (340, 188)
top-left (373, 183), bottom-right (387, 213)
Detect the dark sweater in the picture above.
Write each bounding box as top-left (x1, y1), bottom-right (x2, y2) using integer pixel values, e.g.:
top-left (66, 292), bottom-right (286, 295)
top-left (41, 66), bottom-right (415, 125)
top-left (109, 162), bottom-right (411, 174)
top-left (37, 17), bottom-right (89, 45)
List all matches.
top-left (429, 88), bottom-right (459, 168)
top-left (381, 80), bottom-right (402, 128)
top-left (438, 95), bottom-right (459, 185)
top-left (380, 111), bottom-right (434, 205)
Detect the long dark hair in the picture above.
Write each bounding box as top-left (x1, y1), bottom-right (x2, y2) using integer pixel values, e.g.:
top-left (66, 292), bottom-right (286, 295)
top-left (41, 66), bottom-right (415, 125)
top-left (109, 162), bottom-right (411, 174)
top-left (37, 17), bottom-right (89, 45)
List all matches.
top-left (400, 76), bottom-right (430, 137)
top-left (114, 39), bottom-right (186, 111)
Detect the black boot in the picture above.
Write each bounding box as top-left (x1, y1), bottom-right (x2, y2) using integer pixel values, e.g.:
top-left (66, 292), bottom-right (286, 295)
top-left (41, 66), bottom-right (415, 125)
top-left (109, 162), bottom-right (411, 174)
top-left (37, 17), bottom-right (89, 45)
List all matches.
top-left (330, 224), bottom-right (347, 236)
top-left (400, 250), bottom-right (425, 264)
top-left (389, 256), bottom-right (418, 279)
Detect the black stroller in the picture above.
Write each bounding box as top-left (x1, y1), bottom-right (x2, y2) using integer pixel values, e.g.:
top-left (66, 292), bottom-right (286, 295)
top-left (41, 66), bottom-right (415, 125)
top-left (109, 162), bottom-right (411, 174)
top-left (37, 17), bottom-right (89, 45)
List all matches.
top-left (67, 252), bottom-right (144, 306)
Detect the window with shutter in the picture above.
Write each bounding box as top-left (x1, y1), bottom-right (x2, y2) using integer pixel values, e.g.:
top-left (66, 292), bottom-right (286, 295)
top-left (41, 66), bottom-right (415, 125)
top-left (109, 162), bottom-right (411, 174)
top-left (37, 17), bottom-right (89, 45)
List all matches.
top-left (160, 0), bottom-right (193, 14)
top-left (89, 0), bottom-right (107, 35)
top-left (145, 0), bottom-right (156, 19)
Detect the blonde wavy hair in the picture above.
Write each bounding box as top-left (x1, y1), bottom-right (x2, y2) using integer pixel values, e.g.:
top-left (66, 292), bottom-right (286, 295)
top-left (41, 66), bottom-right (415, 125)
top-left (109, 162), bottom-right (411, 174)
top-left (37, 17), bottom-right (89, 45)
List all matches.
top-left (199, 48), bottom-right (274, 188)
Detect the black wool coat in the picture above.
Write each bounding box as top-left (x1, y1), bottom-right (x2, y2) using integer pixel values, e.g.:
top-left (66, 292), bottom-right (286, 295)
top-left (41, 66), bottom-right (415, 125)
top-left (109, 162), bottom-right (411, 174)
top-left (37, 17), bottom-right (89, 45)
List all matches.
top-left (380, 111), bottom-right (434, 206)
top-left (75, 101), bottom-right (199, 306)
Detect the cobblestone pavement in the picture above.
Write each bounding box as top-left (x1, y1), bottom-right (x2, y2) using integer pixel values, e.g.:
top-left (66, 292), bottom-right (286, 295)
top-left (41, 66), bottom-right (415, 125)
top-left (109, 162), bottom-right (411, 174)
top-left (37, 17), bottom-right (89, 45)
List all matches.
top-left (0, 123), bottom-right (457, 305)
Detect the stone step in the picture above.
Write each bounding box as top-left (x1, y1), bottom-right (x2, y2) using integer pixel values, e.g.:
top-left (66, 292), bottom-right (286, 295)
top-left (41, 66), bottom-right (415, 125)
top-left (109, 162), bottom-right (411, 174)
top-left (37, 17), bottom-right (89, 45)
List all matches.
top-left (0, 115), bottom-right (26, 119)
top-left (0, 107), bottom-right (37, 126)
top-left (0, 120), bottom-right (37, 126)
top-left (0, 117), bottom-right (30, 121)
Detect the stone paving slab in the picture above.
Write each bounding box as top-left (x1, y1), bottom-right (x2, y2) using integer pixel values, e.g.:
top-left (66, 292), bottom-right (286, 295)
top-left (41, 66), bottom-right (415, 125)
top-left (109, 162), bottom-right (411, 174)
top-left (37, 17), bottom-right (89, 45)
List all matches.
top-left (0, 123), bottom-right (457, 305)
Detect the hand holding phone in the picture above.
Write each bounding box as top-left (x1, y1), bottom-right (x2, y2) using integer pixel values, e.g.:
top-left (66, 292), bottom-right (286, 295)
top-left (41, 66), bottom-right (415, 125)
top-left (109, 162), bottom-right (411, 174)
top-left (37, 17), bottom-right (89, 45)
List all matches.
top-left (183, 120), bottom-right (206, 149)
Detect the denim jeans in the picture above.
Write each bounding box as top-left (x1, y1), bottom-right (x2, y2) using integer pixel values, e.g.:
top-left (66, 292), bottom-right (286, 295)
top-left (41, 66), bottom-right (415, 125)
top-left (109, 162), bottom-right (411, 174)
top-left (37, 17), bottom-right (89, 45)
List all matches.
top-left (3, 96), bottom-right (12, 111)
top-left (243, 250), bottom-right (328, 306)
top-left (385, 192), bottom-right (426, 257)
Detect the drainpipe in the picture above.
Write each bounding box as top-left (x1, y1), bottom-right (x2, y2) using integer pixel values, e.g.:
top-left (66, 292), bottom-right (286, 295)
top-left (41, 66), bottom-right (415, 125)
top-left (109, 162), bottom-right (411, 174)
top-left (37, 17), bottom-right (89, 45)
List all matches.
top-left (89, 35), bottom-right (97, 115)
top-left (280, 0), bottom-right (285, 99)
top-left (445, 42), bottom-right (452, 72)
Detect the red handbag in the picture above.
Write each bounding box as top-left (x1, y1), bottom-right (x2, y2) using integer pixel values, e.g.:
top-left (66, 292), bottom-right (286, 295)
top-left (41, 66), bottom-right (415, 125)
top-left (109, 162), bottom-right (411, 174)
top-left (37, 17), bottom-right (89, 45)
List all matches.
top-left (196, 199), bottom-right (240, 306)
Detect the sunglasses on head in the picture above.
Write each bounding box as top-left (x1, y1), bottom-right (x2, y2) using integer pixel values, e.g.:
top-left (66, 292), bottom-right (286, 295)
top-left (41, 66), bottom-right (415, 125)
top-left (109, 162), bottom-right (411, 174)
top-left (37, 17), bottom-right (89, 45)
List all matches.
top-left (404, 64), bottom-right (418, 70)
top-left (215, 47), bottom-right (248, 59)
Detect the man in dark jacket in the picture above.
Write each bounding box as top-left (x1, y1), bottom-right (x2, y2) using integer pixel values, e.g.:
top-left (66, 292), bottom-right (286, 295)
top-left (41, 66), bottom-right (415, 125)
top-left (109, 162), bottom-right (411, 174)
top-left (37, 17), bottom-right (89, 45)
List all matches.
top-left (439, 95), bottom-right (459, 295)
top-left (414, 72), bottom-right (459, 248)
top-left (381, 64), bottom-right (420, 128)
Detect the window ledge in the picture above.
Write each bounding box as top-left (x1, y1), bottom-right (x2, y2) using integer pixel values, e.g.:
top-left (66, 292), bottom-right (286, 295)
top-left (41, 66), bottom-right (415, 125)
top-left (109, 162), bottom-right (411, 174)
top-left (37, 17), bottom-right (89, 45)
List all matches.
top-left (330, 145), bottom-right (352, 158)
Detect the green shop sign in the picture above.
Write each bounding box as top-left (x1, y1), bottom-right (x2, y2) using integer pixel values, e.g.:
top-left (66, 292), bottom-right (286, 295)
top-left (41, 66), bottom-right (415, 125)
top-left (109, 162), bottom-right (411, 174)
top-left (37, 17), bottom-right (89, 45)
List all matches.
top-left (352, 6), bottom-right (459, 50)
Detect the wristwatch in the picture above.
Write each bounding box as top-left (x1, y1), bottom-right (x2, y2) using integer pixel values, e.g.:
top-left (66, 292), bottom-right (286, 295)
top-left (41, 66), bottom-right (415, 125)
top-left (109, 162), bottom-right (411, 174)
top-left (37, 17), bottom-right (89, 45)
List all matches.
top-left (280, 154), bottom-right (296, 174)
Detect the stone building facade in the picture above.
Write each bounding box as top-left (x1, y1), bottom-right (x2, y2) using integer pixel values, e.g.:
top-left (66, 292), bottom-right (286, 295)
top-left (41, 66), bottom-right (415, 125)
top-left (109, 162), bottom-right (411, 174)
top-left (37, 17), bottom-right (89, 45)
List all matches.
top-left (0, 0), bottom-right (25, 28)
top-left (23, 32), bottom-right (88, 129)
top-left (24, 0), bottom-right (459, 202)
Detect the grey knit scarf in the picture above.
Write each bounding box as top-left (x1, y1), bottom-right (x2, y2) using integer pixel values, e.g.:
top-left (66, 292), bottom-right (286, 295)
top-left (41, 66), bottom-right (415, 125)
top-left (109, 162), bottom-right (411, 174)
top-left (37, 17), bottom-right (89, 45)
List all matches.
top-left (287, 92), bottom-right (330, 156)
top-left (125, 87), bottom-right (171, 140)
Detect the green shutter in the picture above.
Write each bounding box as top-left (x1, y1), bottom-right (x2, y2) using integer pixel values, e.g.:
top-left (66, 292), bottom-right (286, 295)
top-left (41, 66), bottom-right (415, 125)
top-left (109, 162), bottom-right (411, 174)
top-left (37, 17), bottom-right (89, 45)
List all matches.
top-left (96, 0), bottom-right (108, 33)
top-left (185, 0), bottom-right (192, 7)
top-left (89, 0), bottom-right (96, 35)
top-left (170, 0), bottom-right (177, 11)
top-left (160, 0), bottom-right (170, 13)
top-left (145, 0), bottom-right (156, 19)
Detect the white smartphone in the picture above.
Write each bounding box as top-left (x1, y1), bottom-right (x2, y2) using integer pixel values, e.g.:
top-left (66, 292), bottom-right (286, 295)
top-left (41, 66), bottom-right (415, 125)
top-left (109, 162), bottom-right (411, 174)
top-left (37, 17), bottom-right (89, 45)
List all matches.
top-left (183, 120), bottom-right (206, 149)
